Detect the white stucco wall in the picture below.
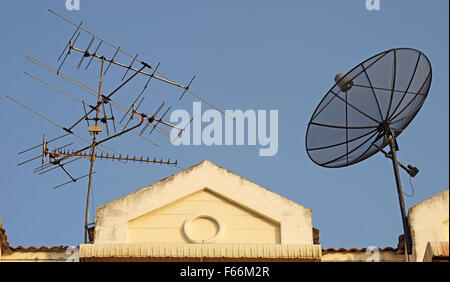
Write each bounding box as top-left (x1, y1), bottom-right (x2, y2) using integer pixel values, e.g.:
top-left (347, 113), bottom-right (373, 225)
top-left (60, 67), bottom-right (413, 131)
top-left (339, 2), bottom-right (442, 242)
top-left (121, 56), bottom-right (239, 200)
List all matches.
top-left (94, 160), bottom-right (313, 245)
top-left (409, 189), bottom-right (449, 262)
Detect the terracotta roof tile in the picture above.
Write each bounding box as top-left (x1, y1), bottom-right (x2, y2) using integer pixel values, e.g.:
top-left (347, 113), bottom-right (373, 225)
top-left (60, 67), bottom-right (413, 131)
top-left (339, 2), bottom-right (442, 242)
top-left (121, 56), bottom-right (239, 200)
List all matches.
top-left (322, 247), bottom-right (398, 253)
top-left (10, 245), bottom-right (68, 252)
top-left (1, 226), bottom-right (68, 253)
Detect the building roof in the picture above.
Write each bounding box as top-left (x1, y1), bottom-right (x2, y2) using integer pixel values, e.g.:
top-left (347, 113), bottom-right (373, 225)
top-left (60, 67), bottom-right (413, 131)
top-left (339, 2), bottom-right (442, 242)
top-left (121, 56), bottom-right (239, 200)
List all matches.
top-left (423, 241), bottom-right (449, 262)
top-left (322, 247), bottom-right (398, 253)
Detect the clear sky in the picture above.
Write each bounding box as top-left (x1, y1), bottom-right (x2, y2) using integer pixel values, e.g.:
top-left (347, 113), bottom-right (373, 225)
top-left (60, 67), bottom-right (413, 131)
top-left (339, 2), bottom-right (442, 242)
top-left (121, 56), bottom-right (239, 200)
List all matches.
top-left (0, 0), bottom-right (448, 249)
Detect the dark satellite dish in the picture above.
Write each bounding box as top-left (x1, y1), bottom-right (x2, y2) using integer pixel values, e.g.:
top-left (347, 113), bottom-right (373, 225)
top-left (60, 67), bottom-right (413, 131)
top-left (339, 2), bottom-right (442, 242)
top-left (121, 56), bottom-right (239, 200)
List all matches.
top-left (305, 48), bottom-right (432, 259)
top-left (306, 48), bottom-right (431, 168)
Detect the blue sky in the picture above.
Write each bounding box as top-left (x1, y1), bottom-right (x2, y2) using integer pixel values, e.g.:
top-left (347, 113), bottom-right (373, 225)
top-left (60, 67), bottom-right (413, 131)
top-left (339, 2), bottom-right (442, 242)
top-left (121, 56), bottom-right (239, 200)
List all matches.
top-left (0, 1), bottom-right (448, 249)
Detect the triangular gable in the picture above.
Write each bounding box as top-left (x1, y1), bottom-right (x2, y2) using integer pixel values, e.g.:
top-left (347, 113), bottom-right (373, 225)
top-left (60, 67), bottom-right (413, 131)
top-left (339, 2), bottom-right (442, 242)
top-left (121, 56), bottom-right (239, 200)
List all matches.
top-left (94, 160), bottom-right (313, 244)
top-left (126, 188), bottom-right (281, 244)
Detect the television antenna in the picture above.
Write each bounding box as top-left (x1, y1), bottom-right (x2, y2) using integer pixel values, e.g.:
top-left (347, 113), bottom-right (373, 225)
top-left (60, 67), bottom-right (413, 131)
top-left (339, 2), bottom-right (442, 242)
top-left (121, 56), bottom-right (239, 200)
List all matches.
top-left (8, 9), bottom-right (227, 243)
top-left (305, 48), bottom-right (432, 260)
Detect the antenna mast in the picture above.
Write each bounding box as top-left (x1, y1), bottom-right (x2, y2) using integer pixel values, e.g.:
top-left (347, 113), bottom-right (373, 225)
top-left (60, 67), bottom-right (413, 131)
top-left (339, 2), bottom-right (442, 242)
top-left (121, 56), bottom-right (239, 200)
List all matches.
top-left (9, 10), bottom-right (227, 243)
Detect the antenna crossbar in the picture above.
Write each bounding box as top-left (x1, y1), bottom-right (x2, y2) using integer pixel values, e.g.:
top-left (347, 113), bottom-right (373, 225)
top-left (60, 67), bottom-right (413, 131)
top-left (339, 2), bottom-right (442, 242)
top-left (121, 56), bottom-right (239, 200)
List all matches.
top-left (45, 150), bottom-right (177, 165)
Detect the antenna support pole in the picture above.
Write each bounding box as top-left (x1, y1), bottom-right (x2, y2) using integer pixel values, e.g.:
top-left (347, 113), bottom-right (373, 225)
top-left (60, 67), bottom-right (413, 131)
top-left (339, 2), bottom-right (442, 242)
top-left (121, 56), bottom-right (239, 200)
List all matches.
top-left (84, 57), bottom-right (105, 243)
top-left (387, 129), bottom-right (413, 260)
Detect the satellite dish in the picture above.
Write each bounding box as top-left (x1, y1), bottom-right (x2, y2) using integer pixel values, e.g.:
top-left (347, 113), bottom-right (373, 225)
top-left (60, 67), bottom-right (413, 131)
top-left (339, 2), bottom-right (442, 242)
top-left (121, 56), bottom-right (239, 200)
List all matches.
top-left (305, 48), bottom-right (432, 259)
top-left (306, 48), bottom-right (431, 168)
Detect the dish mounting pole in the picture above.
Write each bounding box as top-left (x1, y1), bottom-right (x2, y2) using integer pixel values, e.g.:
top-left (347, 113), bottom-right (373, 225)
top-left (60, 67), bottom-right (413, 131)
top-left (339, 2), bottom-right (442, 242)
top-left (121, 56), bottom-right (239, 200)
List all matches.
top-left (387, 127), bottom-right (413, 260)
